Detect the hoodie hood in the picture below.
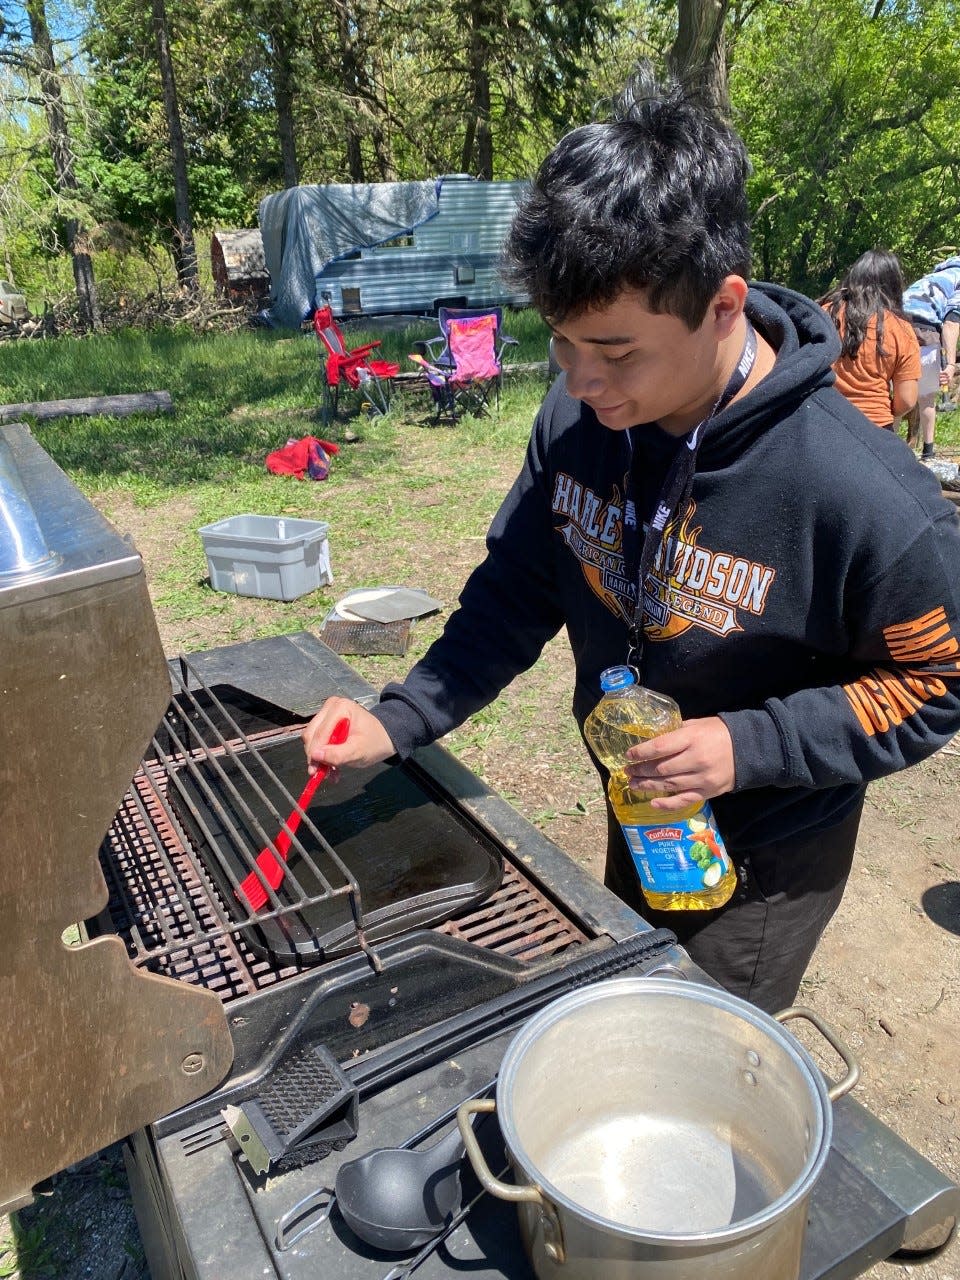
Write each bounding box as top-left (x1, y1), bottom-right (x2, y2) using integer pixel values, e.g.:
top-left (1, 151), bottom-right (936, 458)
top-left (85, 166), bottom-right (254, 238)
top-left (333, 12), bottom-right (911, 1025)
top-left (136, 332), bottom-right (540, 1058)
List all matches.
top-left (695, 282), bottom-right (840, 467)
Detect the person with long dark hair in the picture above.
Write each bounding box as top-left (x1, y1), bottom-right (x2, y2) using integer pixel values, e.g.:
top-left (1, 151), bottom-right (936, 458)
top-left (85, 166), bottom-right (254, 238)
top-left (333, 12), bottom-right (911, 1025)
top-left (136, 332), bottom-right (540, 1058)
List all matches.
top-left (822, 250), bottom-right (920, 431)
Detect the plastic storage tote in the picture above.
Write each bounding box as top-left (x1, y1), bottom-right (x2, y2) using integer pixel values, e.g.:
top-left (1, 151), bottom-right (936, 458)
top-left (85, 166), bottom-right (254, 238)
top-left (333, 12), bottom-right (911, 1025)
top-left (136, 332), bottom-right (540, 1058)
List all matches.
top-left (198, 515), bottom-right (332, 601)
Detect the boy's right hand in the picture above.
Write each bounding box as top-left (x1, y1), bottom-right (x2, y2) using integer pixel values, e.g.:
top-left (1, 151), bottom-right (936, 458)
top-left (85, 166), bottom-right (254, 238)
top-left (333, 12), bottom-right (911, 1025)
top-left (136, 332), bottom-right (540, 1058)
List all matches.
top-left (301, 697), bottom-right (396, 774)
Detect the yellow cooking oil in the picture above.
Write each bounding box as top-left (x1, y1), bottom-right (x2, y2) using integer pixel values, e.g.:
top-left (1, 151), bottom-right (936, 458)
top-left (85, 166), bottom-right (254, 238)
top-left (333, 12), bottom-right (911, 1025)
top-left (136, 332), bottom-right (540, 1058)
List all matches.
top-left (584, 665), bottom-right (736, 912)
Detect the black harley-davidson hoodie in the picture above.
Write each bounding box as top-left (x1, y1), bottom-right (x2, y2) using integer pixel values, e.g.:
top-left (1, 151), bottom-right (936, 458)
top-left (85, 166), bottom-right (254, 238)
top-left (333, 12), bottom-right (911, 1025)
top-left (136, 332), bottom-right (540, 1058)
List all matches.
top-left (372, 284), bottom-right (960, 849)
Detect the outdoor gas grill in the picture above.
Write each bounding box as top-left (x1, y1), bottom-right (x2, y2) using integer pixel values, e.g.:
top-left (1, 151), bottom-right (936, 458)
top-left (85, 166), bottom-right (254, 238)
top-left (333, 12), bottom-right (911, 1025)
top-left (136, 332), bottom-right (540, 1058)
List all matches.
top-left (1, 420), bottom-right (958, 1280)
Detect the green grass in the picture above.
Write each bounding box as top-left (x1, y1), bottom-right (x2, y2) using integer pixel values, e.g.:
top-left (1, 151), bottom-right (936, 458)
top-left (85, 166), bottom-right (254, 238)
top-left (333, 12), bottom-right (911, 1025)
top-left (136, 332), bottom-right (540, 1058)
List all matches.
top-left (121, 379), bottom-right (545, 653)
top-left (0, 313), bottom-right (550, 494)
top-left (932, 405), bottom-right (960, 451)
top-left (0, 316), bottom-right (552, 654)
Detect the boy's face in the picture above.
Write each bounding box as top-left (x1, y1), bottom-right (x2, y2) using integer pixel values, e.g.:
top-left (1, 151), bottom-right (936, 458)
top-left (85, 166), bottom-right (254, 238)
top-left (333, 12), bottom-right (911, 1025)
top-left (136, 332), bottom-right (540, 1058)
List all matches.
top-left (548, 282), bottom-right (744, 435)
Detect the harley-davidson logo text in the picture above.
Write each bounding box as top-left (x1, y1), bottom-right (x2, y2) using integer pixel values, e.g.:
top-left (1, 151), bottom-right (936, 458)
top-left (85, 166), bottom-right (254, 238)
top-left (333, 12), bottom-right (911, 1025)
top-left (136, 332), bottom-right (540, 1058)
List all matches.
top-left (552, 473), bottom-right (777, 641)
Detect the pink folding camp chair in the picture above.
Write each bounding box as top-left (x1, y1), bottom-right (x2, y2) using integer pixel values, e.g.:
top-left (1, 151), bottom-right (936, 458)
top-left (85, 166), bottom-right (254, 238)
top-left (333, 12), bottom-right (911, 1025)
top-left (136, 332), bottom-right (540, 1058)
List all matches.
top-left (409, 306), bottom-right (517, 422)
top-left (313, 306), bottom-right (399, 421)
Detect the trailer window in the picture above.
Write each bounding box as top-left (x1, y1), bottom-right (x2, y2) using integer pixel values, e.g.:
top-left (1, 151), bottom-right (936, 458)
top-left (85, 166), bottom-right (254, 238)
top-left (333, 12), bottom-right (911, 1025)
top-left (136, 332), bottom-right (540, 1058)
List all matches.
top-left (374, 235), bottom-right (414, 251)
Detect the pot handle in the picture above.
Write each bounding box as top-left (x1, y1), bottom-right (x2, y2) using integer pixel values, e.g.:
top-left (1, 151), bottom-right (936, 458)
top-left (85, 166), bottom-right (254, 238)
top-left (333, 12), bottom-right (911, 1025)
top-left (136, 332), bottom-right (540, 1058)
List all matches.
top-left (774, 1005), bottom-right (860, 1101)
top-left (457, 1099), bottom-right (542, 1203)
top-left (457, 1098), bottom-right (567, 1264)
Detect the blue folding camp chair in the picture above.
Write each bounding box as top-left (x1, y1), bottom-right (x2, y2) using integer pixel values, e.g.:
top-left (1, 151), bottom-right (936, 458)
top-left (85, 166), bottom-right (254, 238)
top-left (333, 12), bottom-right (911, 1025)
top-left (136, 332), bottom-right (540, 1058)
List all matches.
top-left (409, 306), bottom-right (518, 422)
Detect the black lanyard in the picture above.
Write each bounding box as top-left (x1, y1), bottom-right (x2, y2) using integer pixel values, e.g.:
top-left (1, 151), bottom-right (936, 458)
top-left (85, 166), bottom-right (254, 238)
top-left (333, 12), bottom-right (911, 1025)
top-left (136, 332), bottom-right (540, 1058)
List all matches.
top-left (625, 320), bottom-right (758, 673)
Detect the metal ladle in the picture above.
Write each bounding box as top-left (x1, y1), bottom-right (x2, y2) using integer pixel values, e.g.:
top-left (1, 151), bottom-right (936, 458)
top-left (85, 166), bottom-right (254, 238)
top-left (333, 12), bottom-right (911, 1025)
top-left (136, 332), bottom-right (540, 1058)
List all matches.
top-left (335, 1120), bottom-right (472, 1252)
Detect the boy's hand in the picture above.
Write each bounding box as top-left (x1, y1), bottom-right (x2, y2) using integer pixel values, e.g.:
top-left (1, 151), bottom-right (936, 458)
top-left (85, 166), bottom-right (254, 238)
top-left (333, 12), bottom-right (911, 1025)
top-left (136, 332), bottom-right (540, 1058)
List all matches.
top-left (624, 717), bottom-right (735, 812)
top-left (302, 697), bottom-right (396, 773)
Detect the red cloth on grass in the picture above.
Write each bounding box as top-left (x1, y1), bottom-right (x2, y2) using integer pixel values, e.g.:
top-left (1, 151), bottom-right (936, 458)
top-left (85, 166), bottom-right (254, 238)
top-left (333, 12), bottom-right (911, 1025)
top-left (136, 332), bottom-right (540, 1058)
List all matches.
top-left (266, 436), bottom-right (340, 480)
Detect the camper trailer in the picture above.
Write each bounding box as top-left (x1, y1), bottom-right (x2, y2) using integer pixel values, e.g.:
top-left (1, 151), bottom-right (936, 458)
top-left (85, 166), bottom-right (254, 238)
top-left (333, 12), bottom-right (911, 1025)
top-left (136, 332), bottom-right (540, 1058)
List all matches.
top-left (315, 175), bottom-right (528, 317)
top-left (258, 174), bottom-right (529, 329)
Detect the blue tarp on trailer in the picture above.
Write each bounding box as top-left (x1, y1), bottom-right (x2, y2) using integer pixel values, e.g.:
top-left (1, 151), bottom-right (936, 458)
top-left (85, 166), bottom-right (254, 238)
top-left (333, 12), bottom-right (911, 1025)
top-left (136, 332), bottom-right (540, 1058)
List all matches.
top-left (258, 180), bottom-right (441, 329)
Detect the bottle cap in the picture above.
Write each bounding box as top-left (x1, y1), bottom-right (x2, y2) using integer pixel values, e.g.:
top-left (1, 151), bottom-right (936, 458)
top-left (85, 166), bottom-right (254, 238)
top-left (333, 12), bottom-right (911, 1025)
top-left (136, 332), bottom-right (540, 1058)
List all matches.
top-left (599, 665), bottom-right (636, 693)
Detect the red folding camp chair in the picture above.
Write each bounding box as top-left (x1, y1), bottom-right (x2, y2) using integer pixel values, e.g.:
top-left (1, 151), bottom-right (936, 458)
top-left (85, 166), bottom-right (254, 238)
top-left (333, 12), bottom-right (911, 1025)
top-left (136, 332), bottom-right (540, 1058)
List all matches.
top-left (408, 306), bottom-right (518, 422)
top-left (312, 306), bottom-right (399, 421)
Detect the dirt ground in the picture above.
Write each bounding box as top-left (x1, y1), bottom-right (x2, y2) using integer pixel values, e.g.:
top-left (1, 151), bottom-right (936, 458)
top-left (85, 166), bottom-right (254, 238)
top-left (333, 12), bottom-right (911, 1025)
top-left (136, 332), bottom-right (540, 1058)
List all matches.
top-left (3, 491), bottom-right (958, 1280)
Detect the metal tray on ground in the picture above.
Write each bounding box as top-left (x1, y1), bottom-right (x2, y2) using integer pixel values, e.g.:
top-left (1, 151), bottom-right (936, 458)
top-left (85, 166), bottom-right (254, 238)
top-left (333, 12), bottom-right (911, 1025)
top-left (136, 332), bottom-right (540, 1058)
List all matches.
top-left (319, 617), bottom-right (411, 656)
top-left (333, 586), bottom-right (442, 625)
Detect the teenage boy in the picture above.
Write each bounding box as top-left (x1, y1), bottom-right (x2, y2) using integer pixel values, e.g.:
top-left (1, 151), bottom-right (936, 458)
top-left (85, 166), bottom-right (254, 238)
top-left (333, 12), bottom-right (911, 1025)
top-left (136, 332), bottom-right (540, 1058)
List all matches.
top-left (902, 256), bottom-right (960, 456)
top-left (303, 68), bottom-right (960, 1013)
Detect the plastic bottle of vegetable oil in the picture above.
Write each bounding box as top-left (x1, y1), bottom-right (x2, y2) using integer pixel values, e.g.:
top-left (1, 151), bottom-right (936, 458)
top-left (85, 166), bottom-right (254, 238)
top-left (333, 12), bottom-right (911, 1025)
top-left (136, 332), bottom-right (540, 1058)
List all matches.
top-left (583, 665), bottom-right (736, 912)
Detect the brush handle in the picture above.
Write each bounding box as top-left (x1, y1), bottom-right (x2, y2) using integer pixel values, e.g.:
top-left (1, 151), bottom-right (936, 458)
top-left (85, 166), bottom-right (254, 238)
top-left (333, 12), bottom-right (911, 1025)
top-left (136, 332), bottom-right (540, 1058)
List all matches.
top-left (274, 757), bottom-right (330, 857)
top-left (237, 716), bottom-right (350, 909)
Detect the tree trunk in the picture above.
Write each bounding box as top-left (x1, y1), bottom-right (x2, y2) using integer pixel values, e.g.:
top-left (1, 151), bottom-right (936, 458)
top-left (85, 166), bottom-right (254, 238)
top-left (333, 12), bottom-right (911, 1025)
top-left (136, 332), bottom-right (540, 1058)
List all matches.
top-left (267, 4), bottom-right (300, 187)
top-left (0, 391), bottom-right (174, 422)
top-left (363, 2), bottom-right (394, 181)
top-left (462, 4), bottom-right (493, 178)
top-left (334, 0), bottom-right (365, 181)
top-left (274, 67), bottom-right (299, 188)
top-left (667, 0), bottom-right (731, 114)
top-left (25, 0), bottom-right (101, 331)
top-left (152, 0), bottom-right (199, 291)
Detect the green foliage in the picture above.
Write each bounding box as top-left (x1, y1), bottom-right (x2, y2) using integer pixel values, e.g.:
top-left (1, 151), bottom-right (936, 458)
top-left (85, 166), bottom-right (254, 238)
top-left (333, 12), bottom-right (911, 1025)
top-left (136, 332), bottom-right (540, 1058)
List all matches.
top-left (1, 1217), bottom-right (57, 1278)
top-left (0, 57), bottom-right (96, 300)
top-left (732, 0), bottom-right (960, 295)
top-left (83, 0), bottom-right (269, 244)
top-left (5, 0), bottom-right (960, 312)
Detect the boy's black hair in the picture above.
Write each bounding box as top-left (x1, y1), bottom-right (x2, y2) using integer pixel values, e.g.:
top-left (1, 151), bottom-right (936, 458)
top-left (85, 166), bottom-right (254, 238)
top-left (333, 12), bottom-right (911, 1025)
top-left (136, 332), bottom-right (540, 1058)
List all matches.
top-left (503, 62), bottom-right (752, 330)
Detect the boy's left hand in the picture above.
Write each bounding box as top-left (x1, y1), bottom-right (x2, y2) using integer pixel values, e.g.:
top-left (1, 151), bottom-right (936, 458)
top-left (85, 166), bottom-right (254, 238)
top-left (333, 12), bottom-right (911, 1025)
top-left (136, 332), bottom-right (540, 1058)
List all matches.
top-left (624, 717), bottom-right (735, 812)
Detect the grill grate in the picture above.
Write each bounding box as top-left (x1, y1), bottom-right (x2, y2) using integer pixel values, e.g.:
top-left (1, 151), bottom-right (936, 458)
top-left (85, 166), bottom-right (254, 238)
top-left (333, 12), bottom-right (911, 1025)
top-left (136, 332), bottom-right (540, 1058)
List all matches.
top-left (99, 654), bottom-right (380, 976)
top-left (439, 863), bottom-right (587, 961)
top-left (97, 657), bottom-right (589, 1002)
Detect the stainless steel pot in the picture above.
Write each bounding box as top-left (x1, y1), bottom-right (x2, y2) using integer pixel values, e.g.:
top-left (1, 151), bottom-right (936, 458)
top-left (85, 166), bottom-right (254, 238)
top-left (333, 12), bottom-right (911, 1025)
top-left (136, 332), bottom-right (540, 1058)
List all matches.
top-left (458, 976), bottom-right (858, 1279)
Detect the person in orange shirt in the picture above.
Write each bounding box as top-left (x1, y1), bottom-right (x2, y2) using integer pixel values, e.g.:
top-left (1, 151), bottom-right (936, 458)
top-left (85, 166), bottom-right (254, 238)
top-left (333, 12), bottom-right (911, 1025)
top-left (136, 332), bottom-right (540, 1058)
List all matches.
top-left (821, 250), bottom-right (920, 431)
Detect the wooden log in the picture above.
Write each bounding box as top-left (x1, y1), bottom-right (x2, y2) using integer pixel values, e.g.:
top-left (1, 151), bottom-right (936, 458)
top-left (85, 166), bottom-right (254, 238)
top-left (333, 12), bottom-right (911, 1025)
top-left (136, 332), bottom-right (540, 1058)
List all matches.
top-left (392, 359), bottom-right (549, 385)
top-left (0, 391), bottom-right (174, 422)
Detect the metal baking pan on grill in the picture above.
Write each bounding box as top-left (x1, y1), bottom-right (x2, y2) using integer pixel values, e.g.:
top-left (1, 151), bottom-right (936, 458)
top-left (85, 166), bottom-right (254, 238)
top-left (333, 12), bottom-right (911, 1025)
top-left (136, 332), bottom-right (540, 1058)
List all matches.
top-left (169, 736), bottom-right (503, 966)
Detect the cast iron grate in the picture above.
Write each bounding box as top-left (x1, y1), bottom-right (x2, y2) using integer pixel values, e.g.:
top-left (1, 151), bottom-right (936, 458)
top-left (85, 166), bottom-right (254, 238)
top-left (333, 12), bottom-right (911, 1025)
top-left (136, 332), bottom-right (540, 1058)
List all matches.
top-left (98, 654), bottom-right (381, 981)
top-left (97, 657), bottom-right (588, 1002)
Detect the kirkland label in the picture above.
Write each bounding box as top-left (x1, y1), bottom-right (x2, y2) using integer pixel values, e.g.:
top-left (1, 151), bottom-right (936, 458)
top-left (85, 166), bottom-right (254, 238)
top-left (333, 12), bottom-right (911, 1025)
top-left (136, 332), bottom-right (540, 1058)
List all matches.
top-left (621, 807), bottom-right (731, 895)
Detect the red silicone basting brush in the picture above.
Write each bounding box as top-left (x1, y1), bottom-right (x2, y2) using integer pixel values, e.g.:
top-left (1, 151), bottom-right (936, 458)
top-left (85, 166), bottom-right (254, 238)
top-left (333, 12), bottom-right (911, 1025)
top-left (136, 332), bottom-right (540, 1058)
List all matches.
top-left (236, 716), bottom-right (350, 912)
